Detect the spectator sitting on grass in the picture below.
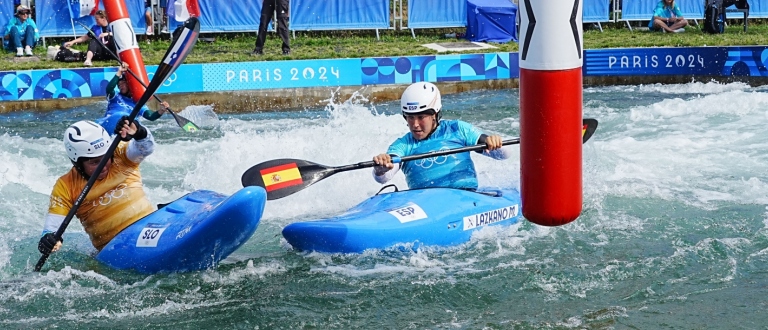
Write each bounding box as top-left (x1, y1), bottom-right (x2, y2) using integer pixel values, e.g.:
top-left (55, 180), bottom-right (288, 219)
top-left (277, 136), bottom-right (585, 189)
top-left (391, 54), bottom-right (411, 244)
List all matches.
top-left (649, 0), bottom-right (688, 33)
top-left (62, 10), bottom-right (116, 67)
top-left (3, 5), bottom-right (39, 57)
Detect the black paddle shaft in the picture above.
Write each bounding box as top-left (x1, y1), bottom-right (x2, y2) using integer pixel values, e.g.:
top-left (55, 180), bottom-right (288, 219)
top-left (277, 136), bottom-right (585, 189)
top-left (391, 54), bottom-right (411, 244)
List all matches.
top-left (335, 138), bottom-right (522, 173)
top-left (324, 118), bottom-right (597, 173)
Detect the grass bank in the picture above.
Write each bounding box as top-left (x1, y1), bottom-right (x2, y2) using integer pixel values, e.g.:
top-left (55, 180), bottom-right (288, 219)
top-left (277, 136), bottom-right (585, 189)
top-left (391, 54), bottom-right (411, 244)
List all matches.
top-left (6, 20), bottom-right (768, 71)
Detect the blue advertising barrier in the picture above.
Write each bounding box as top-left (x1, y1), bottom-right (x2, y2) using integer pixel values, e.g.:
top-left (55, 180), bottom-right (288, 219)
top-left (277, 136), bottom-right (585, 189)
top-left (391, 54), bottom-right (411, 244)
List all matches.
top-left (583, 46), bottom-right (768, 77)
top-left (1, 46), bottom-right (767, 102)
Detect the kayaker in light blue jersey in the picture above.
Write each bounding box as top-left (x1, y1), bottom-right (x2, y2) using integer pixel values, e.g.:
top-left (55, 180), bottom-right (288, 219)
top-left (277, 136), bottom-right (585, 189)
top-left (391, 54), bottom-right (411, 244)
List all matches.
top-left (97, 63), bottom-right (169, 134)
top-left (372, 82), bottom-right (511, 190)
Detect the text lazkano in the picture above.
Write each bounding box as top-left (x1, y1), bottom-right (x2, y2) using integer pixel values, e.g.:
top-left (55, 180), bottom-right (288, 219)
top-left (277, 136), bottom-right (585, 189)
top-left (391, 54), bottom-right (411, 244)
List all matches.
top-left (463, 205), bottom-right (519, 230)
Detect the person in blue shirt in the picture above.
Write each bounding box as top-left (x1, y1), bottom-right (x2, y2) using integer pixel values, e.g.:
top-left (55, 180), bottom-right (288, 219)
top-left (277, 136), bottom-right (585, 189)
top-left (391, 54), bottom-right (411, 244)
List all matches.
top-left (648, 0), bottom-right (688, 33)
top-left (62, 10), bottom-right (116, 66)
top-left (97, 63), bottom-right (169, 133)
top-left (3, 5), bottom-right (39, 57)
top-left (372, 82), bottom-right (511, 190)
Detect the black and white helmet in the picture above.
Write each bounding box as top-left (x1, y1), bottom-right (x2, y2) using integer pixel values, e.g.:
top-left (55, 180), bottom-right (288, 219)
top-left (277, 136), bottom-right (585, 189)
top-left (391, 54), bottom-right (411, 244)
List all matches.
top-left (63, 120), bottom-right (112, 163)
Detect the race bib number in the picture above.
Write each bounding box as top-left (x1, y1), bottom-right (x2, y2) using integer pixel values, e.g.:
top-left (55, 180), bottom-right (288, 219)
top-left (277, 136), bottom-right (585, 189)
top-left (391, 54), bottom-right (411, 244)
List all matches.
top-left (136, 224), bottom-right (167, 247)
top-left (388, 203), bottom-right (428, 223)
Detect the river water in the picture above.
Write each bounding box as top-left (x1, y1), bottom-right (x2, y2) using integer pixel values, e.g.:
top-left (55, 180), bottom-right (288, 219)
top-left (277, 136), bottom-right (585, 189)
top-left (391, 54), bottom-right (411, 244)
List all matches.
top-left (1, 82), bottom-right (767, 328)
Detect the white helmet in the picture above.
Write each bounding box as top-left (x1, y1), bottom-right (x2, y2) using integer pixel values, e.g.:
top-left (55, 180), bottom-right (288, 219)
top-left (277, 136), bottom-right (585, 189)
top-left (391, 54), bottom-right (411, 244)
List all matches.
top-left (400, 82), bottom-right (442, 116)
top-left (63, 120), bottom-right (112, 163)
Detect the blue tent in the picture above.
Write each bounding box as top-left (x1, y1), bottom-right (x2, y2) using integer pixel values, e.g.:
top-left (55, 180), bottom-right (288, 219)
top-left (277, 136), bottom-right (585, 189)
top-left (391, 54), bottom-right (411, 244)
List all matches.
top-left (466, 0), bottom-right (517, 43)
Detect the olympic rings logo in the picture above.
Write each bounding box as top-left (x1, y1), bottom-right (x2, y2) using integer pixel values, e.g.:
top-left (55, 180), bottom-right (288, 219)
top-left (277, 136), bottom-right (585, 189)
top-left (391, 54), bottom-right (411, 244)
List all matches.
top-left (147, 72), bottom-right (178, 87)
top-left (414, 149), bottom-right (457, 169)
top-left (94, 183), bottom-right (128, 206)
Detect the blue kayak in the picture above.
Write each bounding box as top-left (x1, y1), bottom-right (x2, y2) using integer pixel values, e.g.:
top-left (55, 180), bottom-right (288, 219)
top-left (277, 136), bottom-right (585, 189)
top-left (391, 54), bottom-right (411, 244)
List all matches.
top-left (95, 186), bottom-right (267, 273)
top-left (282, 187), bottom-right (522, 253)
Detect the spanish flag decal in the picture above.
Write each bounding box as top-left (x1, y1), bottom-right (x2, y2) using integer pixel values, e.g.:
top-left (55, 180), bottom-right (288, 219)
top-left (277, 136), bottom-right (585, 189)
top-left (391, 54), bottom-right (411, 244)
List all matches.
top-left (259, 163), bottom-right (303, 192)
top-left (582, 123), bottom-right (587, 137)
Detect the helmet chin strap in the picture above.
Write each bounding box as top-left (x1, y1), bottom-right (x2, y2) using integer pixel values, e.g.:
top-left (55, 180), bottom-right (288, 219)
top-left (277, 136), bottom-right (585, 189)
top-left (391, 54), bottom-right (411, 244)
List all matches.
top-left (72, 160), bottom-right (91, 180)
top-left (424, 116), bottom-right (440, 139)
top-left (72, 156), bottom-right (113, 180)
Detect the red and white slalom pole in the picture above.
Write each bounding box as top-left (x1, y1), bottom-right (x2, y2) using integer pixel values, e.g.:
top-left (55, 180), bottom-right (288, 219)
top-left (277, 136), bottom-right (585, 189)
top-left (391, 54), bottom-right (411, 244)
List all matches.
top-left (104, 0), bottom-right (149, 102)
top-left (518, 0), bottom-right (584, 226)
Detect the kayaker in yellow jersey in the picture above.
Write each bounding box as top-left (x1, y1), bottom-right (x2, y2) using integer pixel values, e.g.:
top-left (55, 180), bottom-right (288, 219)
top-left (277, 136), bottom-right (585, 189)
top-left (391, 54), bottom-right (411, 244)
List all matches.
top-left (372, 82), bottom-right (512, 190)
top-left (38, 119), bottom-right (156, 255)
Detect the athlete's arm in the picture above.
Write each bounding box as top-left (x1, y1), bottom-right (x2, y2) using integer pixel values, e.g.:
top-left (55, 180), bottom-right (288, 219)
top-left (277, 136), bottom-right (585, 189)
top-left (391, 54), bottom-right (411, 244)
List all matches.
top-left (142, 101), bottom-right (170, 121)
top-left (372, 153), bottom-right (401, 183)
top-left (106, 74), bottom-right (119, 99)
top-left (42, 213), bottom-right (65, 235)
top-left (125, 123), bottom-right (155, 163)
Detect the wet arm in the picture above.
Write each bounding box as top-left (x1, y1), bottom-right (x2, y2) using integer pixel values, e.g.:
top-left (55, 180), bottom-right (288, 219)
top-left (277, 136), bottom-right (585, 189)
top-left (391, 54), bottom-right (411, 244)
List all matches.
top-left (142, 109), bottom-right (161, 121)
top-left (106, 74), bottom-right (119, 99)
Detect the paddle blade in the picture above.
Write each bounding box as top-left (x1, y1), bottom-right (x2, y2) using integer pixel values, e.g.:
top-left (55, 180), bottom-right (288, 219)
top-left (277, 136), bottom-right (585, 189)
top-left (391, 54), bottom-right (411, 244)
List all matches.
top-left (168, 108), bottom-right (200, 132)
top-left (582, 118), bottom-right (598, 143)
top-left (160, 17), bottom-right (200, 77)
top-left (241, 159), bottom-right (335, 200)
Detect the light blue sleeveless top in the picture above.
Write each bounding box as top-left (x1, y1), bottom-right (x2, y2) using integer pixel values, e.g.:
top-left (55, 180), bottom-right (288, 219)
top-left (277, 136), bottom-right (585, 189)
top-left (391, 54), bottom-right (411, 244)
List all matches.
top-left (387, 120), bottom-right (483, 190)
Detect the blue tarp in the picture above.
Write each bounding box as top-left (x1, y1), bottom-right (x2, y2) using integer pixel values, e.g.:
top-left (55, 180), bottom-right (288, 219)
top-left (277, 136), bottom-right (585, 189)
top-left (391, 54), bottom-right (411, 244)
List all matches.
top-left (621, 0), bottom-right (708, 21)
top-left (198, 0), bottom-right (260, 32)
top-left (36, 0), bottom-right (146, 38)
top-left (621, 0), bottom-right (768, 21)
top-left (745, 0), bottom-right (768, 18)
top-left (726, 1), bottom-right (767, 19)
top-left (584, 0), bottom-right (611, 23)
top-left (678, 0), bottom-right (704, 18)
top-left (466, 0), bottom-right (516, 43)
top-left (290, 0), bottom-right (390, 30)
top-left (620, 0), bottom-right (658, 20)
top-left (408, 0), bottom-right (466, 29)
top-left (169, 0), bottom-right (265, 32)
top-left (1, 1), bottom-right (13, 37)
